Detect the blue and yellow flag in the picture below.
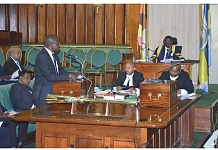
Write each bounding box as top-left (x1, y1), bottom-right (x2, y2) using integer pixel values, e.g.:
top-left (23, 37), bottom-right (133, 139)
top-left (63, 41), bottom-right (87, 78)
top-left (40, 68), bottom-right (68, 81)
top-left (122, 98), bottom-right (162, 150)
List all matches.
top-left (198, 4), bottom-right (212, 94)
top-left (137, 4), bottom-right (146, 59)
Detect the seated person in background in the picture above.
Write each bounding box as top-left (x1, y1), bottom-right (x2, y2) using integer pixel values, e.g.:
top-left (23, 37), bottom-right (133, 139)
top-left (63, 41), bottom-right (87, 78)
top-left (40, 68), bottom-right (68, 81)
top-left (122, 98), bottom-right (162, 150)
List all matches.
top-left (112, 62), bottom-right (144, 93)
top-left (0, 127), bottom-right (10, 148)
top-left (3, 46), bottom-right (26, 77)
top-left (158, 62), bottom-right (194, 95)
top-left (150, 35), bottom-right (184, 61)
top-left (0, 102), bottom-right (24, 148)
top-left (9, 70), bottom-right (36, 148)
top-left (0, 65), bottom-right (17, 85)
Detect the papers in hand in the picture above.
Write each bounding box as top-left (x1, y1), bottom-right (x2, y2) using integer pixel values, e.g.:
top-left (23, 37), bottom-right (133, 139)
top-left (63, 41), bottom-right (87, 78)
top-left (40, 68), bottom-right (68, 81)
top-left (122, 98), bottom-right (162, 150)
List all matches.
top-left (178, 93), bottom-right (196, 100)
top-left (11, 69), bottom-right (19, 79)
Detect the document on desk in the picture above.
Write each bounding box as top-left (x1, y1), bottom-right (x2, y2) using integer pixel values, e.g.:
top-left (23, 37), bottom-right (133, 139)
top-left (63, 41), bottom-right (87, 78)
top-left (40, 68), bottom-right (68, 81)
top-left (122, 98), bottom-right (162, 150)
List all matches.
top-left (178, 93), bottom-right (196, 100)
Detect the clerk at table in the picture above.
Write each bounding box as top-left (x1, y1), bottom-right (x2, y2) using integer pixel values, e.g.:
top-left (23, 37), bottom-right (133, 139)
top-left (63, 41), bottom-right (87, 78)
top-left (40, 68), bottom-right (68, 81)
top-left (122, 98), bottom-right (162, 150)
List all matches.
top-left (112, 62), bottom-right (144, 93)
top-left (158, 62), bottom-right (194, 95)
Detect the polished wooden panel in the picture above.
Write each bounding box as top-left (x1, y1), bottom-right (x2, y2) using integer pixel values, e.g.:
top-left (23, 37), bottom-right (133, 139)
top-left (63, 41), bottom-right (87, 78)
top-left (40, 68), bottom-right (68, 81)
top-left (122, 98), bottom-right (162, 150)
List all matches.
top-left (18, 4), bottom-right (28, 43)
top-left (46, 4), bottom-right (56, 35)
top-left (57, 4), bottom-right (66, 44)
top-left (0, 4), bottom-right (140, 54)
top-left (85, 4), bottom-right (95, 44)
top-left (121, 62), bottom-right (192, 79)
top-left (115, 4), bottom-right (125, 45)
top-left (105, 4), bottom-right (115, 44)
top-left (65, 4), bottom-right (75, 44)
top-left (9, 4), bottom-right (17, 31)
top-left (140, 80), bottom-right (177, 108)
top-left (0, 4), bottom-right (7, 30)
top-left (12, 95), bottom-right (200, 148)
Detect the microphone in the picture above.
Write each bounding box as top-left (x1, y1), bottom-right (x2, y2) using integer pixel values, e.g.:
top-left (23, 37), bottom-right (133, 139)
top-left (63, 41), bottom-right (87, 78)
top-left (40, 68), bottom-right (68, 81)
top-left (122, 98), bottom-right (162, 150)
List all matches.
top-left (64, 52), bottom-right (92, 98)
top-left (65, 53), bottom-right (79, 60)
top-left (150, 62), bottom-right (181, 83)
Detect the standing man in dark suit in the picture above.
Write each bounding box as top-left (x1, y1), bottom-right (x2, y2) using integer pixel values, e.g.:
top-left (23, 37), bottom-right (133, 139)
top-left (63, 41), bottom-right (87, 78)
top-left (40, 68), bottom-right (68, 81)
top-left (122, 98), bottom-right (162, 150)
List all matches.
top-left (158, 63), bottom-right (194, 95)
top-left (10, 70), bottom-right (35, 148)
top-left (150, 35), bottom-right (184, 61)
top-left (112, 61), bottom-right (144, 93)
top-left (3, 46), bottom-right (26, 76)
top-left (32, 34), bottom-right (78, 107)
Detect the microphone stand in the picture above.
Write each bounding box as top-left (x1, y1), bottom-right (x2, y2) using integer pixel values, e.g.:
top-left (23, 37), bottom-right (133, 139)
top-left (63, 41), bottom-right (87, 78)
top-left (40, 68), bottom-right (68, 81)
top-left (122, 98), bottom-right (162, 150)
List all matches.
top-left (73, 58), bottom-right (92, 98)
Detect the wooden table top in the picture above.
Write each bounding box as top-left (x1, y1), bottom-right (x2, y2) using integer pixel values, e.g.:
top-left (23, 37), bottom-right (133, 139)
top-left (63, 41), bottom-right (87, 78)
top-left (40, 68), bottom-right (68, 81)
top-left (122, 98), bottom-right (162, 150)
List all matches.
top-left (11, 95), bottom-right (200, 128)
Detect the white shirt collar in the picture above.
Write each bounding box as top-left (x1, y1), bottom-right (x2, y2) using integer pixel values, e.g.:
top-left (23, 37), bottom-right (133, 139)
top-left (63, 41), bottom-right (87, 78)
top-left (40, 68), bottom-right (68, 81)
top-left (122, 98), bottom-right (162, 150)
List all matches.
top-left (170, 75), bottom-right (178, 80)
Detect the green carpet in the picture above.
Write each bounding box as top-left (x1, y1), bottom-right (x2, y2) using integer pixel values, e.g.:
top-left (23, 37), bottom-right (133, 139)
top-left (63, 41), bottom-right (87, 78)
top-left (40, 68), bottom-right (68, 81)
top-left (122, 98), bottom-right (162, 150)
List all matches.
top-left (24, 142), bottom-right (35, 148)
top-left (181, 132), bottom-right (209, 148)
top-left (195, 84), bottom-right (218, 107)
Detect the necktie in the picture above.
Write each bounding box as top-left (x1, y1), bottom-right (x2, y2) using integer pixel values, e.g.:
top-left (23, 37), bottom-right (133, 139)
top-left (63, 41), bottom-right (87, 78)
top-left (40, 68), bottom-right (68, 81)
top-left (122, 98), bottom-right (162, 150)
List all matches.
top-left (166, 50), bottom-right (170, 59)
top-left (52, 53), bottom-right (59, 74)
top-left (15, 60), bottom-right (22, 71)
top-left (127, 77), bottom-right (130, 87)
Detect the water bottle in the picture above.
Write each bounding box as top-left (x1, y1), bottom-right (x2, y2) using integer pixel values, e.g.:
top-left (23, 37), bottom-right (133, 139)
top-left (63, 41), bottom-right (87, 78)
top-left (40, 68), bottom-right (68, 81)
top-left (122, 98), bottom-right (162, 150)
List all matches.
top-left (146, 55), bottom-right (149, 63)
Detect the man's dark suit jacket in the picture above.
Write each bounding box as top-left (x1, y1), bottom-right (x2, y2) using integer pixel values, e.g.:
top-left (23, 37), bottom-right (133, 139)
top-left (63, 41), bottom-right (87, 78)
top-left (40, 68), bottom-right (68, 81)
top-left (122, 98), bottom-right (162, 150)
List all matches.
top-left (32, 48), bottom-right (70, 107)
top-left (158, 69), bottom-right (194, 94)
top-left (0, 65), bottom-right (17, 85)
top-left (10, 82), bottom-right (34, 112)
top-left (3, 57), bottom-right (25, 75)
top-left (113, 70), bottom-right (144, 89)
top-left (0, 102), bottom-right (27, 147)
top-left (150, 45), bottom-right (183, 61)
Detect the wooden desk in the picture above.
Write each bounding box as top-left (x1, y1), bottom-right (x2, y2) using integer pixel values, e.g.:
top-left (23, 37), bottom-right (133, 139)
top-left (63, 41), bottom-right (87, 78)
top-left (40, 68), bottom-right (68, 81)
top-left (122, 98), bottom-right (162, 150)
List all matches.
top-left (121, 62), bottom-right (193, 79)
top-left (11, 95), bottom-right (200, 148)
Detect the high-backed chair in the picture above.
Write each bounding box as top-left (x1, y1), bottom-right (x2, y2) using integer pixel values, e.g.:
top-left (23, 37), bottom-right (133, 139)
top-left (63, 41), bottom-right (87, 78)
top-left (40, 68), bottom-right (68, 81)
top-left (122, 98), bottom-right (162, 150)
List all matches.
top-left (0, 47), bottom-right (5, 66)
top-left (23, 47), bottom-right (41, 72)
top-left (67, 48), bottom-right (85, 73)
top-left (63, 47), bottom-right (77, 72)
top-left (105, 49), bottom-right (122, 87)
top-left (84, 49), bottom-right (106, 89)
top-left (57, 48), bottom-right (65, 66)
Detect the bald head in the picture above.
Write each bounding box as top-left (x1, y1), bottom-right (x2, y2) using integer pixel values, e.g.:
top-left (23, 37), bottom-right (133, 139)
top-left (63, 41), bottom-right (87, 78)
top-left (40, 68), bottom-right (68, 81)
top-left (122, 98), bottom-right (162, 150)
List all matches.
top-left (10, 46), bottom-right (21, 60)
top-left (125, 61), bottom-right (136, 75)
top-left (43, 34), bottom-right (60, 53)
top-left (170, 63), bottom-right (181, 77)
top-left (44, 34), bottom-right (58, 48)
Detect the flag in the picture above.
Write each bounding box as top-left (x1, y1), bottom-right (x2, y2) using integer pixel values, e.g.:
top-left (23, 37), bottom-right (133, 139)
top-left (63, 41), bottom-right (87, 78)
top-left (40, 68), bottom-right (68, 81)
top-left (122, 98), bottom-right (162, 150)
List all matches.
top-left (198, 4), bottom-right (212, 94)
top-left (137, 4), bottom-right (146, 59)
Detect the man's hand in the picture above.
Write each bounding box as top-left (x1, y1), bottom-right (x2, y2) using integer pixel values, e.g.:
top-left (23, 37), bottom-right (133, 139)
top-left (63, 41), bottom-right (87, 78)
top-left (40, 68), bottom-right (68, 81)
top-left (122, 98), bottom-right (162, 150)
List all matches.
top-left (129, 87), bottom-right (134, 93)
top-left (116, 86), bottom-right (122, 91)
top-left (69, 73), bottom-right (78, 81)
top-left (177, 89), bottom-right (181, 94)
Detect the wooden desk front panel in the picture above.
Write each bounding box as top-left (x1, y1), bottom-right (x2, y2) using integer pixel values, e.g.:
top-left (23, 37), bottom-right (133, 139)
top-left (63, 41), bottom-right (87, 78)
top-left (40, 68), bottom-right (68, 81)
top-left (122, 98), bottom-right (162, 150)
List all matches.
top-left (12, 95), bottom-right (200, 148)
top-left (36, 122), bottom-right (149, 148)
top-left (121, 62), bottom-right (192, 79)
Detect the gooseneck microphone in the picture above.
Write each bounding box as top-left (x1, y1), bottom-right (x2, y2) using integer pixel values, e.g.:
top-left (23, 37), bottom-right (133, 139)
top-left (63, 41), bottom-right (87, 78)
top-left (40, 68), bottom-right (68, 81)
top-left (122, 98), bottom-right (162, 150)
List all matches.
top-left (65, 52), bottom-right (92, 98)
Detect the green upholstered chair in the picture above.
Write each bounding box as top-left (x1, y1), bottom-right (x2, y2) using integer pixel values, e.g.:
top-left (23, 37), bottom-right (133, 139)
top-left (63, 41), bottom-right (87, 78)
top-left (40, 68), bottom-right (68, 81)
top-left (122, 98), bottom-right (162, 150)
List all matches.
top-left (68, 49), bottom-right (85, 73)
top-left (105, 49), bottom-right (122, 87)
top-left (0, 47), bottom-right (5, 66)
top-left (84, 49), bottom-right (107, 89)
top-left (56, 48), bottom-right (64, 66)
top-left (63, 48), bottom-right (78, 73)
top-left (23, 47), bottom-right (41, 72)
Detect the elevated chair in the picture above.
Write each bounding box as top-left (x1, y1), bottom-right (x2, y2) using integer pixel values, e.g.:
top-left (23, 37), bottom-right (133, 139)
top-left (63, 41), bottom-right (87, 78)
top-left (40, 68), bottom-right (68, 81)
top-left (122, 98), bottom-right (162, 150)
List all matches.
top-left (172, 37), bottom-right (182, 57)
